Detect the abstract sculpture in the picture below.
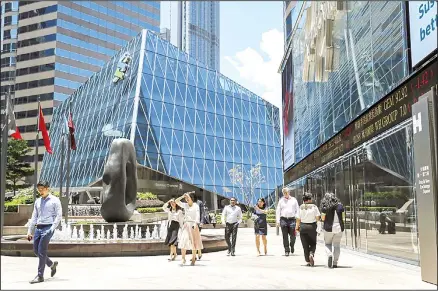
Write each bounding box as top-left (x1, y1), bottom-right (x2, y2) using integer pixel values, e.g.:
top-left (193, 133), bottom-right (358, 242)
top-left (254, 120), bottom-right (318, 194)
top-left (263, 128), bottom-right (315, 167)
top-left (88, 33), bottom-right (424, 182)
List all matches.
top-left (100, 138), bottom-right (137, 222)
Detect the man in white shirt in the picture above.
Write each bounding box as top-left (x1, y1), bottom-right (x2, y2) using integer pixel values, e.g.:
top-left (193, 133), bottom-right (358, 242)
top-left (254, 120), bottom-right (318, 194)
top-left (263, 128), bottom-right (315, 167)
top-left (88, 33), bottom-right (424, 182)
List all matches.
top-left (276, 187), bottom-right (300, 256)
top-left (221, 197), bottom-right (242, 256)
top-left (27, 180), bottom-right (62, 284)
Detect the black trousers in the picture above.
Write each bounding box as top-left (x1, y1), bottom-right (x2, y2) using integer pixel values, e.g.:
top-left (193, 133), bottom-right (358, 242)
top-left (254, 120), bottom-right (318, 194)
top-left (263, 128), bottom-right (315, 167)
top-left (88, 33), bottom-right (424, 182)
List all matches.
top-left (299, 223), bottom-right (317, 262)
top-left (225, 222), bottom-right (238, 252)
top-left (280, 217), bottom-right (296, 253)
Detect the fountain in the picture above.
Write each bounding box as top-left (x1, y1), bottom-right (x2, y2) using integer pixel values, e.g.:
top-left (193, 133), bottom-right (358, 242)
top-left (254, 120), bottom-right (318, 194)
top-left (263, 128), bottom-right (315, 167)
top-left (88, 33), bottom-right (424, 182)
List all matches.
top-left (0, 137), bottom-right (227, 257)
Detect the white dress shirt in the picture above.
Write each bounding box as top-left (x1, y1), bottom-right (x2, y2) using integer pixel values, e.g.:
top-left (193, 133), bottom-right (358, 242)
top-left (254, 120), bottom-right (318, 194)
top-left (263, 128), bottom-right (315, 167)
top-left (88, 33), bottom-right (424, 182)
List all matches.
top-left (276, 196), bottom-right (299, 223)
top-left (28, 194), bottom-right (62, 235)
top-left (222, 205), bottom-right (242, 224)
top-left (297, 204), bottom-right (321, 223)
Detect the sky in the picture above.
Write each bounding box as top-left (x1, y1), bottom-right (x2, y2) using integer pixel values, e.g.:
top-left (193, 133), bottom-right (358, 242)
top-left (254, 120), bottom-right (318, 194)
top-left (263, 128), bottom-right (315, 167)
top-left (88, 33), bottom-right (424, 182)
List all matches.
top-left (160, 1), bottom-right (284, 109)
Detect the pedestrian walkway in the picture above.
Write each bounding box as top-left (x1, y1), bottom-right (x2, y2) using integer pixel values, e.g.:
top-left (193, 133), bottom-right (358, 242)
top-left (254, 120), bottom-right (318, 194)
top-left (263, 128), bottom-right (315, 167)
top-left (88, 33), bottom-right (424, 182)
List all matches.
top-left (0, 228), bottom-right (435, 289)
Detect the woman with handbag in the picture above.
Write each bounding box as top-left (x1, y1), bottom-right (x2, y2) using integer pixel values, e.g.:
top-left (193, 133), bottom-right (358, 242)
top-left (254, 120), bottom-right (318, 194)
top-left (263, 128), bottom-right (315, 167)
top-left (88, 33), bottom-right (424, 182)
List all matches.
top-left (175, 191), bottom-right (203, 266)
top-left (162, 199), bottom-right (184, 261)
top-left (253, 198), bottom-right (268, 256)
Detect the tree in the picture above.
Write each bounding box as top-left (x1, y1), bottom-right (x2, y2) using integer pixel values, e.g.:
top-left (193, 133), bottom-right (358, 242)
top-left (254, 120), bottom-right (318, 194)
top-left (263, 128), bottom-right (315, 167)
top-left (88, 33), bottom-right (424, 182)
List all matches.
top-left (6, 139), bottom-right (34, 196)
top-left (228, 162), bottom-right (266, 216)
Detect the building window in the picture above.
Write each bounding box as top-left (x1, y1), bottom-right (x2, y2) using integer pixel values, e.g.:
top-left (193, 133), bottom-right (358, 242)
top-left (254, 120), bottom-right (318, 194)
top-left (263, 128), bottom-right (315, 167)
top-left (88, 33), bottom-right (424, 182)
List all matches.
top-left (18, 19), bottom-right (57, 34)
top-left (0, 70), bottom-right (15, 81)
top-left (16, 48), bottom-right (55, 62)
top-left (18, 5), bottom-right (57, 20)
top-left (3, 15), bottom-right (18, 26)
top-left (16, 63), bottom-right (55, 77)
top-left (15, 78), bottom-right (55, 91)
top-left (1, 57), bottom-right (16, 67)
top-left (17, 34), bottom-right (56, 48)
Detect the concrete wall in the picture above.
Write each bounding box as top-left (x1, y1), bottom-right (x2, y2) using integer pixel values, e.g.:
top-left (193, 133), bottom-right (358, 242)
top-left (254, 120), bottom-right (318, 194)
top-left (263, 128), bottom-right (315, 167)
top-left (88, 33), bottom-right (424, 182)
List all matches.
top-left (4, 205), bottom-right (33, 226)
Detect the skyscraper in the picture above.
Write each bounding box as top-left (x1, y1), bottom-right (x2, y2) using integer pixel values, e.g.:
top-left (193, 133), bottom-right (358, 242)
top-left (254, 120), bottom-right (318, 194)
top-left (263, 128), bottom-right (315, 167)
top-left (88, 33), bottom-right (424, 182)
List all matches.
top-left (0, 1), bottom-right (160, 175)
top-left (169, 1), bottom-right (220, 71)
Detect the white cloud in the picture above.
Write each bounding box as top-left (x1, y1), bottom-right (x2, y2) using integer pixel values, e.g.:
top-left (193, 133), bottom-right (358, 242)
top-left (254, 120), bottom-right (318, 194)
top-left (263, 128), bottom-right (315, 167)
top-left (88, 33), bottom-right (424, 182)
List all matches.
top-left (224, 29), bottom-right (284, 108)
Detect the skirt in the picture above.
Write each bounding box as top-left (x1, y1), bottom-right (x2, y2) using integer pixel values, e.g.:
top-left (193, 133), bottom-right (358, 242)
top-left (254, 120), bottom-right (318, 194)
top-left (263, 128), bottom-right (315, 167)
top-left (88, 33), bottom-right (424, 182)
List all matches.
top-left (254, 219), bottom-right (268, 236)
top-left (164, 220), bottom-right (180, 246)
top-left (178, 222), bottom-right (203, 250)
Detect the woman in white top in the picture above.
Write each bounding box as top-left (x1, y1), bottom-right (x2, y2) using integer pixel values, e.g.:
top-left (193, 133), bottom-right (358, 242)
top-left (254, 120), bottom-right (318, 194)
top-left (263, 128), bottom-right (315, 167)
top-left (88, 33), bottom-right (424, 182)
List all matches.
top-left (162, 199), bottom-right (184, 261)
top-left (295, 192), bottom-right (321, 267)
top-left (175, 192), bottom-right (203, 266)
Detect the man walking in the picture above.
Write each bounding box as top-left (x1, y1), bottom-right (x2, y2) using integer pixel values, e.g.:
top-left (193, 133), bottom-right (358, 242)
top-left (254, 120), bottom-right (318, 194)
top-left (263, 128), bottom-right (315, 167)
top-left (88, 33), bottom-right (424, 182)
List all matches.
top-left (222, 197), bottom-right (242, 256)
top-left (276, 187), bottom-right (300, 256)
top-left (27, 180), bottom-right (62, 284)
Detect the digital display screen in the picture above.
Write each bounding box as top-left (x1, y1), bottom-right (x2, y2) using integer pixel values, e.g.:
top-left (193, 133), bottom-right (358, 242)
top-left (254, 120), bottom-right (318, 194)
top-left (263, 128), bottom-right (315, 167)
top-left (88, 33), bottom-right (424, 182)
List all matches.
top-left (408, 1), bottom-right (438, 68)
top-left (284, 57), bottom-right (438, 185)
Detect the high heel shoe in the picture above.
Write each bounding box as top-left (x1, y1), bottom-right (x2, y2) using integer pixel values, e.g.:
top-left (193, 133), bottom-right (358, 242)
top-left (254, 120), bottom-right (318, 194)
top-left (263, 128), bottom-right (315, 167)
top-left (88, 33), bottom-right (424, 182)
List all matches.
top-left (172, 253), bottom-right (177, 261)
top-left (181, 258), bottom-right (186, 265)
top-left (190, 258), bottom-right (196, 266)
top-left (197, 254), bottom-right (202, 260)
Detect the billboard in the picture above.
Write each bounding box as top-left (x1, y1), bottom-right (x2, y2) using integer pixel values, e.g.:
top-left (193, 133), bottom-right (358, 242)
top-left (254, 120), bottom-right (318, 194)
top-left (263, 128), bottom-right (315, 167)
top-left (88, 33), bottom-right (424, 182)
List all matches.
top-left (408, 1), bottom-right (438, 68)
top-left (282, 55), bottom-right (295, 171)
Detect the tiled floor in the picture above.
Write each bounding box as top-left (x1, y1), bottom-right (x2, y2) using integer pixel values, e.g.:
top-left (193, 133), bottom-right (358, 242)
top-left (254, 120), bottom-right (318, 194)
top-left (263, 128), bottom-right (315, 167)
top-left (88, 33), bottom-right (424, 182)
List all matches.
top-left (1, 228), bottom-right (435, 289)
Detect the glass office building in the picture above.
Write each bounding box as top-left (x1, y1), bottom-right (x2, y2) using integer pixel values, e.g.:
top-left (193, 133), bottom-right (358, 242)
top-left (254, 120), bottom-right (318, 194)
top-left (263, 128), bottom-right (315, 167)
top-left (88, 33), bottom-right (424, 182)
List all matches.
top-left (281, 1), bottom-right (438, 265)
top-left (0, 1), bottom-right (159, 173)
top-left (40, 30), bottom-right (282, 207)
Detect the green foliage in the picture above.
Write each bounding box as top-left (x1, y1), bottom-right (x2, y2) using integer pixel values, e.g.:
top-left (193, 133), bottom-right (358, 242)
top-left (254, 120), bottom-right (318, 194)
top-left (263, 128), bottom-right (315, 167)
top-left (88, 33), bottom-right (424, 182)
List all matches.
top-left (136, 207), bottom-right (163, 213)
top-left (4, 188), bottom-right (61, 212)
top-left (137, 192), bottom-right (158, 200)
top-left (4, 205), bottom-right (18, 212)
top-left (6, 139), bottom-right (34, 195)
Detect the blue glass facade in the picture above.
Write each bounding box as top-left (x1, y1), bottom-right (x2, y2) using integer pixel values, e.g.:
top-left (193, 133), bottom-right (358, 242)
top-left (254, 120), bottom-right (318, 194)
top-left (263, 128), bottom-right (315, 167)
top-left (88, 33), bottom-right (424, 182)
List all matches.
top-left (41, 30), bottom-right (282, 204)
top-left (283, 1), bottom-right (408, 165)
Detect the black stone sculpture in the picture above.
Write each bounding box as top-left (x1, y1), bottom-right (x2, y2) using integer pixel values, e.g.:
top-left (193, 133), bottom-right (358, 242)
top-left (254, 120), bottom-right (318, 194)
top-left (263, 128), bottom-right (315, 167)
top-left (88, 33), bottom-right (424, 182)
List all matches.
top-left (100, 138), bottom-right (137, 222)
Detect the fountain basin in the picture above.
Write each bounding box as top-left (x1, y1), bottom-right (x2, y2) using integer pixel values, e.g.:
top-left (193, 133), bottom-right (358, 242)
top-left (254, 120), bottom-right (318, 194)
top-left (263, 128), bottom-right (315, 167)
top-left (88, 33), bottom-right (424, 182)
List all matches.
top-left (0, 234), bottom-right (227, 257)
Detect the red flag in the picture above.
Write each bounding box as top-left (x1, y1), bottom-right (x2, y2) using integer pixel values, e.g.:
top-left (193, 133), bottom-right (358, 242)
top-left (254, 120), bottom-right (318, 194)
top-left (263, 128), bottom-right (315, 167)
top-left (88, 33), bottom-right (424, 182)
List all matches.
top-left (38, 105), bottom-right (52, 154)
top-left (7, 100), bottom-right (22, 140)
top-left (68, 112), bottom-right (76, 150)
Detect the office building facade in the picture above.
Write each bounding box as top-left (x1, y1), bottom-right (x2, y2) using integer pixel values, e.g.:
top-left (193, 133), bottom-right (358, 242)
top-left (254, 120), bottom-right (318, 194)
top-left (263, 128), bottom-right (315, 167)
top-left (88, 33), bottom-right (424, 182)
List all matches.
top-left (169, 1), bottom-right (220, 71)
top-left (281, 1), bottom-right (437, 265)
top-left (0, 0), bottom-right (159, 173)
top-left (40, 30), bottom-right (282, 208)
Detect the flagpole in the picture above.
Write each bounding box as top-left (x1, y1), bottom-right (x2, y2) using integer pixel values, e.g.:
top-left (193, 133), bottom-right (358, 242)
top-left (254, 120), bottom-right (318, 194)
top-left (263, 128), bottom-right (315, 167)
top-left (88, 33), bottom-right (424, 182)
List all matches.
top-left (33, 96), bottom-right (40, 204)
top-left (0, 90), bottom-right (10, 239)
top-left (59, 133), bottom-right (65, 207)
top-left (65, 100), bottom-right (72, 224)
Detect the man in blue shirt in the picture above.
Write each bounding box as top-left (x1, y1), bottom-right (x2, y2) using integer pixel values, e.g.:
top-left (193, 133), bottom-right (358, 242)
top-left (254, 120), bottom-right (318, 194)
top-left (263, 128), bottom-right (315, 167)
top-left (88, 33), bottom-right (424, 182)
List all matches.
top-left (27, 180), bottom-right (62, 284)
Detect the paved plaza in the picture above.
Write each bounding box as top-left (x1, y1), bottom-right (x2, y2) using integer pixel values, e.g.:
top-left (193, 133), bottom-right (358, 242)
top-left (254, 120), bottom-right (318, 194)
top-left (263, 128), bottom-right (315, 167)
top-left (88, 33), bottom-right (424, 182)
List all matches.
top-left (1, 227), bottom-right (435, 290)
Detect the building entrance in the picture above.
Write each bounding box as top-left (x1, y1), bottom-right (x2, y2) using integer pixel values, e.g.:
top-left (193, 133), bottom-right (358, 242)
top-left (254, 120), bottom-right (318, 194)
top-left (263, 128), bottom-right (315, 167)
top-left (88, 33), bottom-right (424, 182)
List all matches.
top-left (289, 121), bottom-right (420, 264)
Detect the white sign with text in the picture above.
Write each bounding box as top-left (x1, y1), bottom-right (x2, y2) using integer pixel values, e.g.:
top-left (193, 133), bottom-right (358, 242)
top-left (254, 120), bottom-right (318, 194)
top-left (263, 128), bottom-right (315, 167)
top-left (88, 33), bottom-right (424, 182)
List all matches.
top-left (409, 1), bottom-right (438, 68)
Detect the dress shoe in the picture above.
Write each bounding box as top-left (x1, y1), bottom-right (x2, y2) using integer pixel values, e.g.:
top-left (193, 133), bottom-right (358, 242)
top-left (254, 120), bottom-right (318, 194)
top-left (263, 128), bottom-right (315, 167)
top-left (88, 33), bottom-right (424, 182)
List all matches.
top-left (285, 251), bottom-right (290, 257)
top-left (309, 254), bottom-right (314, 266)
top-left (227, 250), bottom-right (231, 256)
top-left (231, 251), bottom-right (235, 256)
top-left (29, 276), bottom-right (44, 284)
top-left (51, 261), bottom-right (58, 277)
top-left (328, 256), bottom-right (333, 268)
top-left (333, 264), bottom-right (338, 268)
